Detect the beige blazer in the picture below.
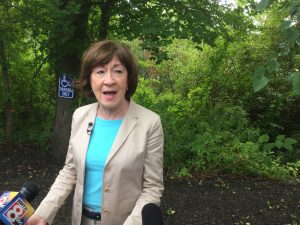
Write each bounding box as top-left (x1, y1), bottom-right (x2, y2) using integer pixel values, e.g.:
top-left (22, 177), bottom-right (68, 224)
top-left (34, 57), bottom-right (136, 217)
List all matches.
top-left (34, 101), bottom-right (164, 225)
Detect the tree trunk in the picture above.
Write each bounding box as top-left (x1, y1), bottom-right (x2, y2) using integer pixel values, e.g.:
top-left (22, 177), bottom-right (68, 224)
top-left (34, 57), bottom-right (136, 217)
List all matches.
top-left (49, 0), bottom-right (90, 162)
top-left (98, 1), bottom-right (113, 40)
top-left (0, 39), bottom-right (13, 144)
top-left (51, 97), bottom-right (73, 161)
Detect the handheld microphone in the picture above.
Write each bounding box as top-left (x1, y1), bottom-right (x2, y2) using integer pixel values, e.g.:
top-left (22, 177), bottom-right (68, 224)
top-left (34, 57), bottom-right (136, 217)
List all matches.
top-left (87, 122), bottom-right (93, 135)
top-left (142, 203), bottom-right (164, 225)
top-left (0, 182), bottom-right (39, 225)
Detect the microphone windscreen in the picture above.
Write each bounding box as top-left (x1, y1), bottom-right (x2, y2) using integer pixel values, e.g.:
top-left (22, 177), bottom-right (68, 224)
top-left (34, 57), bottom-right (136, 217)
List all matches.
top-left (19, 182), bottom-right (39, 202)
top-left (142, 203), bottom-right (164, 225)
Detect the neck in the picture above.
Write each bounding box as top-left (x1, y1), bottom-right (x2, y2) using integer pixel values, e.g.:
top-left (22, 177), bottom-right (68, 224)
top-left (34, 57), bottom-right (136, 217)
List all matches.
top-left (97, 101), bottom-right (129, 120)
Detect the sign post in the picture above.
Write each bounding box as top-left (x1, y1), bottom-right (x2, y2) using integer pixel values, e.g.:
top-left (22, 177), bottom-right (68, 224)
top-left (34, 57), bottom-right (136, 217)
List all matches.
top-left (58, 74), bottom-right (74, 99)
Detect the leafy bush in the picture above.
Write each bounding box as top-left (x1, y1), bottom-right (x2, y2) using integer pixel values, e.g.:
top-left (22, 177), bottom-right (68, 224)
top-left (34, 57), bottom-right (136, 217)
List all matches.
top-left (226, 134), bottom-right (299, 179)
top-left (133, 38), bottom-right (300, 180)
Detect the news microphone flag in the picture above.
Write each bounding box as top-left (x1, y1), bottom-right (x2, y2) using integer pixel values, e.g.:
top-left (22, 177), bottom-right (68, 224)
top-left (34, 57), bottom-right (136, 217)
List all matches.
top-left (0, 182), bottom-right (39, 225)
top-left (0, 191), bottom-right (35, 225)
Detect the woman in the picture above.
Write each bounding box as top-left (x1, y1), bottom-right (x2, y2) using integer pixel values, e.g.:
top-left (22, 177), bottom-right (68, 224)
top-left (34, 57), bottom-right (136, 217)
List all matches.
top-left (26, 40), bottom-right (164, 225)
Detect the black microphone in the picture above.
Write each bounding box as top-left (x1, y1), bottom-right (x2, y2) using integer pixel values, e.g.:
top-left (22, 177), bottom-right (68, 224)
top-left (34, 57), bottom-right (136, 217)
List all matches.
top-left (0, 182), bottom-right (39, 225)
top-left (87, 122), bottom-right (93, 135)
top-left (142, 203), bottom-right (164, 225)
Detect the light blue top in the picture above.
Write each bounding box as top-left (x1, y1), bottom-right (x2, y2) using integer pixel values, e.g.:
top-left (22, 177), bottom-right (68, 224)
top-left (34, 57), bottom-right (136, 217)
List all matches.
top-left (83, 117), bottom-right (122, 212)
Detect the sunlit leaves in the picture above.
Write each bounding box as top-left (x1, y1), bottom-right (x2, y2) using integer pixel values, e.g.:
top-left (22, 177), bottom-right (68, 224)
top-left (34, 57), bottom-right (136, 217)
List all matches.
top-left (253, 0), bottom-right (300, 94)
top-left (114, 0), bottom-right (246, 52)
top-left (258, 134), bottom-right (269, 144)
top-left (253, 66), bottom-right (269, 92)
top-left (288, 72), bottom-right (300, 95)
top-left (278, 20), bottom-right (292, 30)
top-left (285, 28), bottom-right (299, 43)
top-left (289, 0), bottom-right (300, 17)
top-left (256, 0), bottom-right (269, 11)
top-left (278, 42), bottom-right (290, 57)
top-left (253, 75), bottom-right (269, 93)
top-left (268, 58), bottom-right (279, 72)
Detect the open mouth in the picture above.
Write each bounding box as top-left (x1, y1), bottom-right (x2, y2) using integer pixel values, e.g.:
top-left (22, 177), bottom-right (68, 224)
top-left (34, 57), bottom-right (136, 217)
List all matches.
top-left (103, 91), bottom-right (117, 95)
top-left (103, 91), bottom-right (117, 100)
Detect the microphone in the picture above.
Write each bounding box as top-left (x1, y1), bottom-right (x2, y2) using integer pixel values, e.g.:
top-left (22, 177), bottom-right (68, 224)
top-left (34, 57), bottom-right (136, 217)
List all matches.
top-left (0, 182), bottom-right (39, 225)
top-left (87, 122), bottom-right (93, 135)
top-left (142, 203), bottom-right (164, 225)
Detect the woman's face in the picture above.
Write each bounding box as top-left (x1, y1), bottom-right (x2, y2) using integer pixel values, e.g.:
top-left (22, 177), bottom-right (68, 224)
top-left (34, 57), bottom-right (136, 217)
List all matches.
top-left (90, 56), bottom-right (128, 114)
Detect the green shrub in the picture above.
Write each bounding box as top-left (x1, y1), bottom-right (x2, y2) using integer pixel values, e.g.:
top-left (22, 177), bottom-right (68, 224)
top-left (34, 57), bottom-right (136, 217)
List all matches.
top-left (133, 38), bottom-right (300, 180)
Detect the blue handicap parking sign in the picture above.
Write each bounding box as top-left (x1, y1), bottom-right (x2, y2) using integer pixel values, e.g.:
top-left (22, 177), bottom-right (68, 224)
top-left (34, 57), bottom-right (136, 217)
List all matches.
top-left (58, 74), bottom-right (74, 98)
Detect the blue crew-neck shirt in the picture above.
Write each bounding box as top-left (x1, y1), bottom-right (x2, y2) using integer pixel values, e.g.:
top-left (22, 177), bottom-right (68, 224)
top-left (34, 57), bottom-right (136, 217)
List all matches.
top-left (83, 117), bottom-right (122, 212)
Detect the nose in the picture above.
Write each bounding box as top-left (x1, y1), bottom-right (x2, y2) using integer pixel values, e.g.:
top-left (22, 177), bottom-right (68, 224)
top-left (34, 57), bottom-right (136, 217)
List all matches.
top-left (103, 71), bottom-right (115, 85)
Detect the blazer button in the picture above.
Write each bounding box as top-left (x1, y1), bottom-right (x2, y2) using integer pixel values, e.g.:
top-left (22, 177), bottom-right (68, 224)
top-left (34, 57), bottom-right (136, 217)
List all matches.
top-left (102, 208), bottom-right (109, 213)
top-left (104, 186), bottom-right (109, 192)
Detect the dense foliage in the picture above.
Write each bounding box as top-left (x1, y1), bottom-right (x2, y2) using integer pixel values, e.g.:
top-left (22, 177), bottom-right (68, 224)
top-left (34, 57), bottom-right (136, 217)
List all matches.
top-left (0, 0), bottom-right (299, 180)
top-left (133, 37), bottom-right (300, 179)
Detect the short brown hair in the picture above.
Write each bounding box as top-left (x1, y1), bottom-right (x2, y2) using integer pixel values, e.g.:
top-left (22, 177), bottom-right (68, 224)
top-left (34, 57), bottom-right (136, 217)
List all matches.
top-left (75, 40), bottom-right (138, 100)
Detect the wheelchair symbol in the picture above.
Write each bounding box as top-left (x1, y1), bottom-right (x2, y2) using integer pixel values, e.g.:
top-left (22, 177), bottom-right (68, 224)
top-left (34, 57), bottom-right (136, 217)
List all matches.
top-left (60, 76), bottom-right (71, 88)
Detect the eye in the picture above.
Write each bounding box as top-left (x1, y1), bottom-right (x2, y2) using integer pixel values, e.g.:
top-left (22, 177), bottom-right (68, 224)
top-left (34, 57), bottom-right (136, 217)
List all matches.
top-left (97, 70), bottom-right (105, 74)
top-left (94, 69), bottom-right (105, 76)
top-left (114, 69), bottom-right (124, 76)
top-left (115, 69), bottom-right (123, 74)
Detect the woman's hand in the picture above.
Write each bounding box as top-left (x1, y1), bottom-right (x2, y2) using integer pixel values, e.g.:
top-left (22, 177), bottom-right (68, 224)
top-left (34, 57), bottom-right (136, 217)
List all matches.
top-left (26, 215), bottom-right (47, 225)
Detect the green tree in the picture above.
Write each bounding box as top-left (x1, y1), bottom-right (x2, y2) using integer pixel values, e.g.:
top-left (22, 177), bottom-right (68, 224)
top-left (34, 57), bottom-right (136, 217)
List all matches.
top-left (43, 0), bottom-right (242, 159)
top-left (252, 0), bottom-right (300, 95)
top-left (45, 0), bottom-right (91, 160)
top-left (0, 0), bottom-right (54, 145)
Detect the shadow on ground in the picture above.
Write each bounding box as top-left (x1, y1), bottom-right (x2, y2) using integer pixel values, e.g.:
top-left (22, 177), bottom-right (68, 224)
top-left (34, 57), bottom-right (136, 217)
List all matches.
top-left (0, 145), bottom-right (299, 225)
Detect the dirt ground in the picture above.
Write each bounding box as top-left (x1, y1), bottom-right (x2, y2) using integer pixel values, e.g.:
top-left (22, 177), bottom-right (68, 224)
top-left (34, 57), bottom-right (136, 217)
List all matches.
top-left (1, 145), bottom-right (300, 225)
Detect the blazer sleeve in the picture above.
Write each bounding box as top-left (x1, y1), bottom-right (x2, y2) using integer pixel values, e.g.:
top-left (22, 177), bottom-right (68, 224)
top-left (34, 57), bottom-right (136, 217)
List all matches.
top-left (123, 116), bottom-right (164, 225)
top-left (34, 114), bottom-right (78, 225)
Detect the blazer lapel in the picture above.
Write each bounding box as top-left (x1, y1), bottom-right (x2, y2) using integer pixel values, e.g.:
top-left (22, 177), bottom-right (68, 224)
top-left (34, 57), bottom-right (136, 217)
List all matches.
top-left (79, 103), bottom-right (98, 167)
top-left (106, 101), bottom-right (138, 164)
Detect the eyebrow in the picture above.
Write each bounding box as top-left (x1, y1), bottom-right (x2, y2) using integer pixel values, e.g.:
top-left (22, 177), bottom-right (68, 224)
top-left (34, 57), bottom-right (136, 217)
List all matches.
top-left (94, 63), bottom-right (124, 69)
top-left (112, 64), bottom-right (124, 68)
